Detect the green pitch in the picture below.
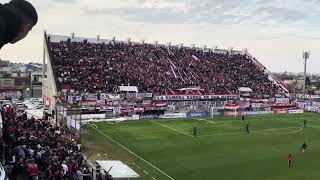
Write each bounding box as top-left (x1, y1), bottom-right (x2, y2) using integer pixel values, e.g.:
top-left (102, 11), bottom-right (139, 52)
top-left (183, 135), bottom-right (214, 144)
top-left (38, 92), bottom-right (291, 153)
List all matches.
top-left (82, 113), bottom-right (320, 180)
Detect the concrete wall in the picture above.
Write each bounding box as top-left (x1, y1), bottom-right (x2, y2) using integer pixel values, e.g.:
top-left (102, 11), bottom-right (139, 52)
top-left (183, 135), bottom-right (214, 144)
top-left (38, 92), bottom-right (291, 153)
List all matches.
top-left (42, 34), bottom-right (58, 113)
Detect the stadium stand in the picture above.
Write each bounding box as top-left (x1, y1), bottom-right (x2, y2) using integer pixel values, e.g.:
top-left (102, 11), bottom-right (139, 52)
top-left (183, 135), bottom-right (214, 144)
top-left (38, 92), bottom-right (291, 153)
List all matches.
top-left (47, 36), bottom-right (283, 97)
top-left (0, 105), bottom-right (94, 180)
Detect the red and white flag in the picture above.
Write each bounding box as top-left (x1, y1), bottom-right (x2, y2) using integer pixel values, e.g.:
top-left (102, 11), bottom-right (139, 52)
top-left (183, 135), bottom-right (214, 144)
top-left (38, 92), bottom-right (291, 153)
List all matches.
top-left (191, 55), bottom-right (200, 62)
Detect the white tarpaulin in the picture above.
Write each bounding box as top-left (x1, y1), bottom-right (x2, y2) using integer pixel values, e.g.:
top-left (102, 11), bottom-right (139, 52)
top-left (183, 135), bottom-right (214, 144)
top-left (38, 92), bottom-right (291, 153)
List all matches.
top-left (119, 86), bottom-right (138, 93)
top-left (238, 87), bottom-right (253, 92)
top-left (96, 160), bottom-right (140, 179)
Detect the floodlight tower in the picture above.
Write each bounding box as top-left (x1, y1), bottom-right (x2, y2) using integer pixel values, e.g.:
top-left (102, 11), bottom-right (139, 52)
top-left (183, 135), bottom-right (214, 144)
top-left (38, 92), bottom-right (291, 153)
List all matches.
top-left (303, 51), bottom-right (310, 96)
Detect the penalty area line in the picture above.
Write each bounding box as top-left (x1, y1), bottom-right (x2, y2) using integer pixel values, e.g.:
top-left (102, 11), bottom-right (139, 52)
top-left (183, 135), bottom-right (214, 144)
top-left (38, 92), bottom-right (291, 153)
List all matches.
top-left (151, 121), bottom-right (193, 138)
top-left (90, 125), bottom-right (175, 180)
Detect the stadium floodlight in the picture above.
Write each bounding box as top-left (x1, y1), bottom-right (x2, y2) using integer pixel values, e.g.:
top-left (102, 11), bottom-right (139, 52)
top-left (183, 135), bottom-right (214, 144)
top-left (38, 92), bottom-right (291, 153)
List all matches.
top-left (191, 44), bottom-right (195, 48)
top-left (126, 38), bottom-right (131, 44)
top-left (96, 35), bottom-right (100, 41)
top-left (228, 47), bottom-right (234, 53)
top-left (179, 43), bottom-right (184, 49)
top-left (202, 45), bottom-right (207, 50)
top-left (141, 40), bottom-right (145, 44)
top-left (167, 42), bottom-right (171, 47)
top-left (112, 36), bottom-right (116, 42)
top-left (71, 32), bottom-right (75, 39)
top-left (303, 51), bottom-right (310, 96)
top-left (154, 41), bottom-right (158, 46)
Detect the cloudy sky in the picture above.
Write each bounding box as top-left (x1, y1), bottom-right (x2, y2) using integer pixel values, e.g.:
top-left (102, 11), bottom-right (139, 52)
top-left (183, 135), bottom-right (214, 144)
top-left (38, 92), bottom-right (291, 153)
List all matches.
top-left (0, 0), bottom-right (319, 73)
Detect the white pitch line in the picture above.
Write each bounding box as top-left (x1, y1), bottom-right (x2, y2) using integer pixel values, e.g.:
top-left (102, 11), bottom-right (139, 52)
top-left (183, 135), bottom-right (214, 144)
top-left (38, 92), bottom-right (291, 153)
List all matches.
top-left (90, 125), bottom-right (175, 180)
top-left (196, 119), bottom-right (216, 124)
top-left (136, 165), bottom-right (141, 169)
top-left (198, 127), bottom-right (303, 137)
top-left (143, 170), bottom-right (149, 175)
top-left (92, 124), bottom-right (98, 128)
top-left (152, 177), bottom-right (157, 180)
top-left (253, 127), bottom-right (303, 135)
top-left (151, 121), bottom-right (193, 138)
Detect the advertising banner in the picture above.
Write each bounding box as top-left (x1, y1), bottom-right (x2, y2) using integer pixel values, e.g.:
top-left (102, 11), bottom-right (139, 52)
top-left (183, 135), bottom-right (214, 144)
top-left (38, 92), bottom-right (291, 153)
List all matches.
top-left (186, 112), bottom-right (208, 118)
top-left (140, 114), bottom-right (159, 120)
top-left (160, 113), bottom-right (187, 119)
top-left (127, 115), bottom-right (140, 121)
top-left (288, 109), bottom-right (304, 114)
top-left (273, 109), bottom-right (288, 114)
top-left (224, 111), bottom-right (242, 116)
top-left (259, 111), bottom-right (274, 115)
top-left (242, 111), bottom-right (260, 115)
top-left (211, 112), bottom-right (223, 116)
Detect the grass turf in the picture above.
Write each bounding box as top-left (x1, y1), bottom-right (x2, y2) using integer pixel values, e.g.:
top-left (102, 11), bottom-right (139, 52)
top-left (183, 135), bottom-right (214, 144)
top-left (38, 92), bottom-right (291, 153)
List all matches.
top-left (82, 113), bottom-right (320, 180)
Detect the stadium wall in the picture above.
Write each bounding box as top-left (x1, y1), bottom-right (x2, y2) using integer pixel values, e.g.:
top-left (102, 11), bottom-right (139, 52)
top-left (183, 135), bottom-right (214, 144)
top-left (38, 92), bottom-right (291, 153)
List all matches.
top-left (42, 33), bottom-right (58, 114)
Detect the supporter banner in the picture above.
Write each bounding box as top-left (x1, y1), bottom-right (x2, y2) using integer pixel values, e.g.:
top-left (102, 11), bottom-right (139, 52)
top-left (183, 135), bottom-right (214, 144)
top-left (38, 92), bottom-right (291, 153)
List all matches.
top-left (80, 100), bottom-right (97, 105)
top-left (296, 94), bottom-right (320, 99)
top-left (224, 111), bottom-right (242, 116)
top-left (67, 96), bottom-right (81, 102)
top-left (145, 106), bottom-right (167, 111)
top-left (128, 115), bottom-right (140, 121)
top-left (273, 109), bottom-right (288, 114)
top-left (82, 94), bottom-right (98, 101)
top-left (288, 109), bottom-right (304, 114)
top-left (187, 112), bottom-right (208, 118)
top-left (305, 106), bottom-right (320, 113)
top-left (160, 113), bottom-right (187, 119)
top-left (153, 102), bottom-right (167, 107)
top-left (276, 98), bottom-right (290, 103)
top-left (250, 103), bottom-right (271, 109)
top-left (100, 93), bottom-right (121, 100)
top-left (154, 94), bottom-right (239, 101)
top-left (140, 114), bottom-right (159, 120)
top-left (133, 108), bottom-right (144, 113)
top-left (100, 106), bottom-right (113, 112)
top-left (0, 114), bottom-right (2, 129)
top-left (224, 104), bottom-right (240, 110)
top-left (126, 93), bottom-right (153, 98)
top-left (269, 102), bottom-right (296, 107)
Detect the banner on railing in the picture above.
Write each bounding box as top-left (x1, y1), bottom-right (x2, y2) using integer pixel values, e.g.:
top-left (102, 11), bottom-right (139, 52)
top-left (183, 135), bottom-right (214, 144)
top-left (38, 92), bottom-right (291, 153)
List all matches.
top-left (154, 94), bottom-right (239, 101)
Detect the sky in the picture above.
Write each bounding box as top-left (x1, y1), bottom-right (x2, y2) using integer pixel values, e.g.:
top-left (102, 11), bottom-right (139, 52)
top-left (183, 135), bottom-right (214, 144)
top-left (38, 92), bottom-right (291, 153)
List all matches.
top-left (0, 0), bottom-right (319, 73)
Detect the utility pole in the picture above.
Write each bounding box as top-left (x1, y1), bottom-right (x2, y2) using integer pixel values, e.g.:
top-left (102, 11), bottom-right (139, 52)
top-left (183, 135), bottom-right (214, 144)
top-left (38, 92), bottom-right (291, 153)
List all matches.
top-left (303, 51), bottom-right (310, 102)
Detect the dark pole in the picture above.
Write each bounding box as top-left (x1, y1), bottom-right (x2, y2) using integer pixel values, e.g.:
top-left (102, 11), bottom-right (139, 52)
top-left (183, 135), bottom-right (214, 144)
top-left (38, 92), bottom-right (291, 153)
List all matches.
top-left (79, 94), bottom-right (82, 145)
top-left (54, 96), bottom-right (58, 125)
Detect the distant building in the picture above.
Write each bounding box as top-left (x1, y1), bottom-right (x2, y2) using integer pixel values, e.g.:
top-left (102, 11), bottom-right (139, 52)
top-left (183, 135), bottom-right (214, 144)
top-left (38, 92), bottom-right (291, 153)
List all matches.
top-left (31, 71), bottom-right (42, 98)
top-left (0, 61), bottom-right (42, 99)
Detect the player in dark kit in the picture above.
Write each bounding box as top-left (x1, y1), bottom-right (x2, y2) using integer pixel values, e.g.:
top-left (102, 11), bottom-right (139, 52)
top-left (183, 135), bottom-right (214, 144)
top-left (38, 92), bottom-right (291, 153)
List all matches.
top-left (304, 119), bottom-right (307, 128)
top-left (192, 127), bottom-right (197, 137)
top-left (241, 115), bottom-right (245, 122)
top-left (302, 142), bottom-right (308, 153)
top-left (246, 122), bottom-right (250, 134)
top-left (288, 153), bottom-right (292, 167)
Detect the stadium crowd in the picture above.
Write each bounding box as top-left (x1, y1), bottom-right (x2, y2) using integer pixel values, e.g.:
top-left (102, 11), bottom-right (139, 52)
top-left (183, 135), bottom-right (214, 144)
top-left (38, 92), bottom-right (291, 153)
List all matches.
top-left (0, 105), bottom-right (94, 180)
top-left (49, 39), bottom-right (280, 96)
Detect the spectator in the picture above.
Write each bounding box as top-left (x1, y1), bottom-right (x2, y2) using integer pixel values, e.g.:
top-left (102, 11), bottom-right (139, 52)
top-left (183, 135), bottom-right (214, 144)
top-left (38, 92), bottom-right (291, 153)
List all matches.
top-left (0, 0), bottom-right (38, 49)
top-left (49, 39), bottom-right (282, 96)
top-left (76, 167), bottom-right (91, 180)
